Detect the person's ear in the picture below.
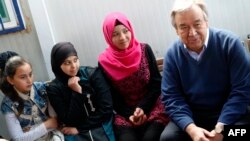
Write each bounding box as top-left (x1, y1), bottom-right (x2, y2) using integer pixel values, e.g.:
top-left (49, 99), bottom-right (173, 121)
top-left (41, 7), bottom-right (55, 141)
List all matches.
top-left (7, 76), bottom-right (14, 85)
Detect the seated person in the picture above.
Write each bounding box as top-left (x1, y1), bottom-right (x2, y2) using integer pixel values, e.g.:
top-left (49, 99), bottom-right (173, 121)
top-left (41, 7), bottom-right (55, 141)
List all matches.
top-left (0, 53), bottom-right (63, 141)
top-left (46, 42), bottom-right (115, 141)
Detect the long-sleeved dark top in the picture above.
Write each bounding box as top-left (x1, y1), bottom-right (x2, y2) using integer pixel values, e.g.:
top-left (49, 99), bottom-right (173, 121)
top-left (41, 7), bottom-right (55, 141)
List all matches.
top-left (46, 66), bottom-right (113, 131)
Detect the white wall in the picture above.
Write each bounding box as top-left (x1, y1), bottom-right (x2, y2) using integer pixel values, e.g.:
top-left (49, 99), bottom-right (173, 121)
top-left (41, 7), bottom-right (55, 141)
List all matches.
top-left (1, 0), bottom-right (250, 138)
top-left (30, 0), bottom-right (250, 79)
top-left (29, 0), bottom-right (178, 79)
top-left (1, 0), bottom-right (250, 81)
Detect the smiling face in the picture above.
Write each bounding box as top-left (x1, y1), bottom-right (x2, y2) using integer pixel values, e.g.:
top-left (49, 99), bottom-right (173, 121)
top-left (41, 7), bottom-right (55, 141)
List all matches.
top-left (7, 62), bottom-right (33, 94)
top-left (111, 24), bottom-right (132, 50)
top-left (60, 55), bottom-right (80, 77)
top-left (175, 4), bottom-right (208, 53)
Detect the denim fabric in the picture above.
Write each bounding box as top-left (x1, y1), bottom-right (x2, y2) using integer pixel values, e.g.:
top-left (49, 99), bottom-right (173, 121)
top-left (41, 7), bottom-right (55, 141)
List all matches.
top-left (1, 82), bottom-right (48, 129)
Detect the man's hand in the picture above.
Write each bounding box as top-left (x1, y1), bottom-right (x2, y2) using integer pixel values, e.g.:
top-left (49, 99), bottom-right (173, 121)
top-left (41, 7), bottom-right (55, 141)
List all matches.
top-left (209, 129), bottom-right (223, 141)
top-left (185, 123), bottom-right (215, 141)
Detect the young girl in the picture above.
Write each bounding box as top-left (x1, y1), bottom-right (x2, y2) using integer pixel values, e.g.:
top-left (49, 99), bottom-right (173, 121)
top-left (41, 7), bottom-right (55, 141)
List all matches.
top-left (98, 12), bottom-right (169, 141)
top-left (99, 12), bottom-right (169, 141)
top-left (46, 42), bottom-right (115, 141)
top-left (0, 55), bottom-right (63, 141)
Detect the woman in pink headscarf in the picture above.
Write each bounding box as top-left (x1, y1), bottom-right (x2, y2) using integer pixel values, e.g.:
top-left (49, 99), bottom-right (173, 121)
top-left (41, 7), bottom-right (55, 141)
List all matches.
top-left (98, 12), bottom-right (169, 141)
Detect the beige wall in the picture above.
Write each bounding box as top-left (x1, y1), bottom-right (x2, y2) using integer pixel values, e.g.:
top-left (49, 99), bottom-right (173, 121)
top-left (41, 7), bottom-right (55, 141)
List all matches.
top-left (0, 0), bottom-right (49, 81)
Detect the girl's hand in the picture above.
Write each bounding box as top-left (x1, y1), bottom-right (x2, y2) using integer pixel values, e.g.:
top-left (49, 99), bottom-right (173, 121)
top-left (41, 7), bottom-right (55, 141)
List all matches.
top-left (129, 107), bottom-right (147, 126)
top-left (68, 76), bottom-right (82, 93)
top-left (61, 127), bottom-right (79, 135)
top-left (44, 117), bottom-right (58, 129)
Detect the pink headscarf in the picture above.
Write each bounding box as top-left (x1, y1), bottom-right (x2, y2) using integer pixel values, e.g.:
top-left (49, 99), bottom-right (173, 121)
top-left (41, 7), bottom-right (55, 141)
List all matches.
top-left (98, 12), bottom-right (142, 81)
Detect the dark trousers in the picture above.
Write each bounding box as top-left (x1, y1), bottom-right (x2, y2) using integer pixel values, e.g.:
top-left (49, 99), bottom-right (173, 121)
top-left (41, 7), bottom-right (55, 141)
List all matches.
top-left (114, 121), bottom-right (165, 141)
top-left (160, 121), bottom-right (192, 141)
top-left (160, 107), bottom-right (250, 141)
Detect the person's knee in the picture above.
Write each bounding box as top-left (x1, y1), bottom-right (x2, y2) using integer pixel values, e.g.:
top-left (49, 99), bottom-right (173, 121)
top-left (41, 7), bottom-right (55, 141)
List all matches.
top-left (159, 122), bottom-right (183, 141)
top-left (160, 130), bottom-right (176, 141)
top-left (160, 128), bottom-right (191, 141)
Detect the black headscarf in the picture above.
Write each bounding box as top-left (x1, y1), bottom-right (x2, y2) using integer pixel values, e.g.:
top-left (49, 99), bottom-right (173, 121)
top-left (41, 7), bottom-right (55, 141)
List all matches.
top-left (51, 42), bottom-right (78, 83)
top-left (0, 51), bottom-right (19, 71)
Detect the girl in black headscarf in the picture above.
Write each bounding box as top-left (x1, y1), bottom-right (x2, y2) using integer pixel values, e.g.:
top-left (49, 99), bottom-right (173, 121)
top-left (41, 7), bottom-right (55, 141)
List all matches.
top-left (47, 42), bottom-right (115, 141)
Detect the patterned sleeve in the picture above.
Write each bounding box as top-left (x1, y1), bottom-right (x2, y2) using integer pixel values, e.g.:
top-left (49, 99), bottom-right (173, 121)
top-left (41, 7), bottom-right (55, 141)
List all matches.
top-left (138, 44), bottom-right (162, 114)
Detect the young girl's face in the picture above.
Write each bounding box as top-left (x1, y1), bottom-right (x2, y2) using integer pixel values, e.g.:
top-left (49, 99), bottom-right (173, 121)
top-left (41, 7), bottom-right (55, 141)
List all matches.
top-left (7, 63), bottom-right (33, 94)
top-left (60, 55), bottom-right (80, 77)
top-left (112, 24), bottom-right (131, 50)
